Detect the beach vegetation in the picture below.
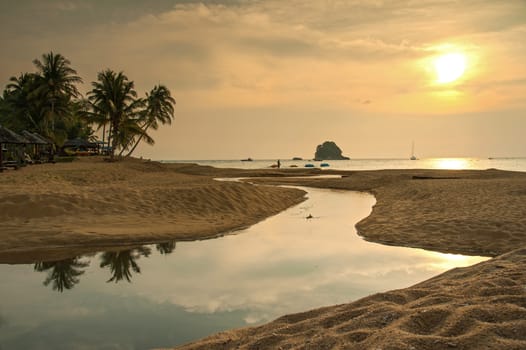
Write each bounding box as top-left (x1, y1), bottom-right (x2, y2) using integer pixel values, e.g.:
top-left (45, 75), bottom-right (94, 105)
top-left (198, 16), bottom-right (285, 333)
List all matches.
top-left (0, 53), bottom-right (91, 147)
top-left (1, 51), bottom-right (175, 160)
top-left (122, 84), bottom-right (176, 157)
top-left (32, 52), bottom-right (83, 138)
top-left (86, 69), bottom-right (145, 160)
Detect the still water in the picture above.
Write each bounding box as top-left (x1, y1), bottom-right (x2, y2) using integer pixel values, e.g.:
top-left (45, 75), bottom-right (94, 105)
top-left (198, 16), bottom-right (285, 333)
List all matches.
top-left (0, 187), bottom-right (487, 349)
top-left (163, 157), bottom-right (526, 172)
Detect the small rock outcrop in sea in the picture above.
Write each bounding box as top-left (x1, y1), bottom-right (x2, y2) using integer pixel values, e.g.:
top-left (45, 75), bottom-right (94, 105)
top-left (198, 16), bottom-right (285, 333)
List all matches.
top-left (314, 141), bottom-right (350, 161)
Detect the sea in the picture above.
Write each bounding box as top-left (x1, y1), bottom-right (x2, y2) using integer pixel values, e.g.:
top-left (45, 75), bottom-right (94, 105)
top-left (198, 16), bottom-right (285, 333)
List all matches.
top-left (161, 157), bottom-right (526, 172)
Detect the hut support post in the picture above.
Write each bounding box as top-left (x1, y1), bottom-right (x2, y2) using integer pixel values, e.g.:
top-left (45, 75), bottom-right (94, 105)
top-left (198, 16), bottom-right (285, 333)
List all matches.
top-left (0, 142), bottom-right (3, 170)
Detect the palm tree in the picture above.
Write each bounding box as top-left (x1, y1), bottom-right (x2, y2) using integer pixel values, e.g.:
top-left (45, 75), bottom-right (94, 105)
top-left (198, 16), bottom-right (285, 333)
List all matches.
top-left (99, 246), bottom-right (151, 283)
top-left (66, 99), bottom-right (96, 141)
top-left (156, 241), bottom-right (177, 255)
top-left (116, 114), bottom-right (155, 156)
top-left (3, 73), bottom-right (43, 132)
top-left (34, 257), bottom-right (90, 292)
top-left (124, 84), bottom-right (175, 157)
top-left (87, 69), bottom-right (143, 160)
top-left (32, 51), bottom-right (83, 138)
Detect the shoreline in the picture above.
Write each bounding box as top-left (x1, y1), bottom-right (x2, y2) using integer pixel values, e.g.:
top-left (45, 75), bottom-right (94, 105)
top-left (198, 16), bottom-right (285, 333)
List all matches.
top-left (1, 158), bottom-right (525, 349)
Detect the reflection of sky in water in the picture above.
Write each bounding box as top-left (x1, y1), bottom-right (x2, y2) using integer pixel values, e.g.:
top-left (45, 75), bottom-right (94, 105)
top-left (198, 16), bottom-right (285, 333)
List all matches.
top-left (0, 188), bottom-right (488, 349)
top-left (170, 157), bottom-right (526, 172)
top-left (430, 157), bottom-right (471, 170)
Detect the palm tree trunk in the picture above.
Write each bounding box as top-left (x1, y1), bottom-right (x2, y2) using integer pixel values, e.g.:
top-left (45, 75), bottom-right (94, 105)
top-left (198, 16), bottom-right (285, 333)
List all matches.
top-left (110, 120), bottom-right (118, 160)
top-left (51, 99), bottom-right (55, 132)
top-left (117, 138), bottom-right (132, 157)
top-left (125, 123), bottom-right (151, 157)
top-left (0, 142), bottom-right (3, 170)
top-left (102, 123), bottom-right (106, 150)
top-left (107, 122), bottom-right (113, 158)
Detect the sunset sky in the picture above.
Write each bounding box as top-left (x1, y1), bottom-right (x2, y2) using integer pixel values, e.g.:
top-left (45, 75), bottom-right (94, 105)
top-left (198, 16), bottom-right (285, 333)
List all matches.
top-left (1, 1), bottom-right (525, 160)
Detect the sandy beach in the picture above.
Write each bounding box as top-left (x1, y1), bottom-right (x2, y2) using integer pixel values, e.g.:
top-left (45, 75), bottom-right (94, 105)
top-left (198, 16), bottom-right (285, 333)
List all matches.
top-left (0, 158), bottom-right (308, 263)
top-left (1, 158), bottom-right (525, 349)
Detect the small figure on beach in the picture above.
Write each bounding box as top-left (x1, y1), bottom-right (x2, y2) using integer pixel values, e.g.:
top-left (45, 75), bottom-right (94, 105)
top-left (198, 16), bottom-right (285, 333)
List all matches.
top-left (277, 159), bottom-right (281, 168)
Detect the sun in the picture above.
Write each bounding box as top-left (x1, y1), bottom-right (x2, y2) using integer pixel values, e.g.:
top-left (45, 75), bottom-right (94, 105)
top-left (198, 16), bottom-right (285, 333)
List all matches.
top-left (433, 53), bottom-right (466, 84)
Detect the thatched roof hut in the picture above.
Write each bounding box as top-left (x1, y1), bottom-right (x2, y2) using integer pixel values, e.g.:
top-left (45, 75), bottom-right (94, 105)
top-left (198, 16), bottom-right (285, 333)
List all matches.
top-left (20, 130), bottom-right (50, 145)
top-left (19, 130), bottom-right (55, 163)
top-left (62, 138), bottom-right (98, 156)
top-left (63, 138), bottom-right (97, 149)
top-left (0, 125), bottom-right (30, 170)
top-left (0, 125), bottom-right (29, 144)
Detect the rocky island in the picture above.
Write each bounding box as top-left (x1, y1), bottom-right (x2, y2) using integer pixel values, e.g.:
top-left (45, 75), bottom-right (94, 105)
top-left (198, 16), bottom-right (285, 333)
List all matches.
top-left (314, 141), bottom-right (350, 161)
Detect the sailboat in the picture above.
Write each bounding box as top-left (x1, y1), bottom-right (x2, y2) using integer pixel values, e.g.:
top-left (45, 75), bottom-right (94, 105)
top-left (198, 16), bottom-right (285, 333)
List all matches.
top-left (410, 141), bottom-right (417, 160)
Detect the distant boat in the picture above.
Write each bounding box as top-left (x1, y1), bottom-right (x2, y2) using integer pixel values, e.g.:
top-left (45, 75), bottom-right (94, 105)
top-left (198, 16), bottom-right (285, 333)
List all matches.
top-left (304, 163), bottom-right (315, 168)
top-left (241, 158), bottom-right (253, 161)
top-left (320, 163), bottom-right (330, 167)
top-left (292, 157), bottom-right (303, 161)
top-left (410, 141), bottom-right (417, 160)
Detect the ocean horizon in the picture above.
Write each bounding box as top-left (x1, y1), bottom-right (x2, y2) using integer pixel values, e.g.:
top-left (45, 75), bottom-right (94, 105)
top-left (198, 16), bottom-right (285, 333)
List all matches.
top-left (161, 157), bottom-right (526, 173)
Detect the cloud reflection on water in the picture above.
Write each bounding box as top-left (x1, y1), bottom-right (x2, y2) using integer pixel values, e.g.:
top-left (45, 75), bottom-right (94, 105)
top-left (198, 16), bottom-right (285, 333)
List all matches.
top-left (121, 188), bottom-right (487, 322)
top-left (0, 187), bottom-right (488, 348)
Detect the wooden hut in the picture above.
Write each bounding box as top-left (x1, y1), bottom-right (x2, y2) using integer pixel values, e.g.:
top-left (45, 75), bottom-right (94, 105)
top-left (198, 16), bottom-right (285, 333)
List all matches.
top-left (62, 138), bottom-right (99, 156)
top-left (20, 130), bottom-right (54, 163)
top-left (0, 125), bottom-right (30, 171)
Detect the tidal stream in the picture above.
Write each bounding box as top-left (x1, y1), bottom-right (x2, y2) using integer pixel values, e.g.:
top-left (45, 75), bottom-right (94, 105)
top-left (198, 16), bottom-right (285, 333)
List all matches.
top-left (0, 187), bottom-right (487, 349)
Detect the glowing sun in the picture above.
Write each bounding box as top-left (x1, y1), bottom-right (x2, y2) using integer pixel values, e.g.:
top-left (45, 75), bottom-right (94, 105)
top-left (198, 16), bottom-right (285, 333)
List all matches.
top-left (433, 53), bottom-right (466, 84)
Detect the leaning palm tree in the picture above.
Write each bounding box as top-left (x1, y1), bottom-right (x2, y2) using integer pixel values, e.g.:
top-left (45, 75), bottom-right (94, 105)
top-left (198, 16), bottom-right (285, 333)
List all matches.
top-left (32, 51), bottom-right (83, 138)
top-left (117, 114), bottom-right (155, 156)
top-left (124, 84), bottom-right (175, 157)
top-left (87, 69), bottom-right (143, 160)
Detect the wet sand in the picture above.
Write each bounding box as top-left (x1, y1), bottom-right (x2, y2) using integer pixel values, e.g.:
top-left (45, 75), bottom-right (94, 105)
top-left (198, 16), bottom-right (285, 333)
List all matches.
top-left (1, 158), bottom-right (525, 349)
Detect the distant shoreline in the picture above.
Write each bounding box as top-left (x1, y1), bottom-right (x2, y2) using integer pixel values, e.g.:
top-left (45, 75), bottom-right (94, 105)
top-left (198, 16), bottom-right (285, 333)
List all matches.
top-left (160, 157), bottom-right (526, 173)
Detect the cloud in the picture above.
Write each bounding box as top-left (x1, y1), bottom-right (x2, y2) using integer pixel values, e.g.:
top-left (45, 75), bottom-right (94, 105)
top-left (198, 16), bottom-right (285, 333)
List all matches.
top-left (0, 0), bottom-right (525, 116)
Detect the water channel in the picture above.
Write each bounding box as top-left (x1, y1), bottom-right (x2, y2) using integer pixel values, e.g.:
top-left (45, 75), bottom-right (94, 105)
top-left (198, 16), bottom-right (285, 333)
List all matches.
top-left (0, 187), bottom-right (488, 349)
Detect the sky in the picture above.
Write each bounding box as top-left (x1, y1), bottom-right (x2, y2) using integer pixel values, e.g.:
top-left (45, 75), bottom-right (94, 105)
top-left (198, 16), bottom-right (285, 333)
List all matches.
top-left (1, 0), bottom-right (525, 160)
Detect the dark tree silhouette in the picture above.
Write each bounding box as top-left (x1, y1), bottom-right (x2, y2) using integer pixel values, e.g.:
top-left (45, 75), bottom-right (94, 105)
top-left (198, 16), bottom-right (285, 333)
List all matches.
top-left (32, 51), bottom-right (83, 139)
top-left (99, 246), bottom-right (151, 283)
top-left (34, 257), bottom-right (89, 292)
top-left (124, 84), bottom-right (175, 157)
top-left (87, 69), bottom-right (144, 160)
top-left (156, 241), bottom-right (177, 255)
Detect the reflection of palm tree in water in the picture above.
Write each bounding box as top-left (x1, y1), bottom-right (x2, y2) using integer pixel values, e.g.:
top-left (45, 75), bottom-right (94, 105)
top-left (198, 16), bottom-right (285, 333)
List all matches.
top-left (34, 258), bottom-right (89, 292)
top-left (100, 246), bottom-right (151, 283)
top-left (156, 241), bottom-right (177, 255)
